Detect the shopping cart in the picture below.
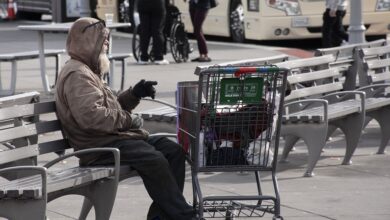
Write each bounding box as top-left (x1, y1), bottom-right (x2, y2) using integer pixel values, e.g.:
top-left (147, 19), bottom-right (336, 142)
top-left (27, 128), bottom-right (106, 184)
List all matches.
top-left (177, 65), bottom-right (288, 219)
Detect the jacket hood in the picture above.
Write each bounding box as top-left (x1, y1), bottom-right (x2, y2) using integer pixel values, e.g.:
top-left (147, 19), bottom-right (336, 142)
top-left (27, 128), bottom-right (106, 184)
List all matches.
top-left (66, 17), bottom-right (109, 75)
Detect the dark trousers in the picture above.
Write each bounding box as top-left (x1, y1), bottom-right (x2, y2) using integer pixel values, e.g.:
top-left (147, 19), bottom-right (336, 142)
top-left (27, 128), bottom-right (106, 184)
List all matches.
top-left (139, 7), bottom-right (166, 61)
top-left (322, 8), bottom-right (349, 48)
top-left (189, 5), bottom-right (209, 55)
top-left (90, 136), bottom-right (194, 220)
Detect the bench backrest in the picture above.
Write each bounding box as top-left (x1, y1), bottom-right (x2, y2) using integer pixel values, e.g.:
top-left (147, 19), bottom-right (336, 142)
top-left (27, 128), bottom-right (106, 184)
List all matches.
top-left (0, 100), bottom-right (70, 169)
top-left (358, 44), bottom-right (390, 86)
top-left (314, 39), bottom-right (388, 89)
top-left (275, 55), bottom-right (342, 104)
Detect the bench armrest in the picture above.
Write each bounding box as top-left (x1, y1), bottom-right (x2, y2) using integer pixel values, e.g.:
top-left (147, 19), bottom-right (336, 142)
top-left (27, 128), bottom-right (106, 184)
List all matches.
top-left (44, 148), bottom-right (120, 181)
top-left (356, 83), bottom-right (390, 97)
top-left (0, 166), bottom-right (47, 198)
top-left (284, 99), bottom-right (329, 123)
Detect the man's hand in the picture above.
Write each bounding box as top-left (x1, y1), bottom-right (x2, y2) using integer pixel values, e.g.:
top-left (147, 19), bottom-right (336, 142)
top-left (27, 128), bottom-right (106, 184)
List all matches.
top-left (130, 114), bottom-right (143, 129)
top-left (132, 79), bottom-right (158, 99)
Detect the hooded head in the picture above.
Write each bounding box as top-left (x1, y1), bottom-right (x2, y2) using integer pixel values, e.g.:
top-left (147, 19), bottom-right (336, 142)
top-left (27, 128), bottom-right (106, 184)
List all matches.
top-left (66, 17), bottom-right (110, 76)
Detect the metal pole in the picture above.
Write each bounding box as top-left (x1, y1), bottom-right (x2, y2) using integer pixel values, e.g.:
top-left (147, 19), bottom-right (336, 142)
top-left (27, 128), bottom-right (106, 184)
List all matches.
top-left (348, 0), bottom-right (366, 43)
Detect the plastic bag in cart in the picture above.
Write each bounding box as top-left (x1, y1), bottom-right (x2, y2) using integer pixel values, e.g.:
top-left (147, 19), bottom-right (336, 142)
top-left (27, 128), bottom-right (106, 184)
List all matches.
top-left (246, 139), bottom-right (273, 166)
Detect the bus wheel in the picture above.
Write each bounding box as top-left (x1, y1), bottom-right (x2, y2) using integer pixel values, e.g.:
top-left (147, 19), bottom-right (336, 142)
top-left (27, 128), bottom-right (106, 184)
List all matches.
top-left (229, 1), bottom-right (245, 43)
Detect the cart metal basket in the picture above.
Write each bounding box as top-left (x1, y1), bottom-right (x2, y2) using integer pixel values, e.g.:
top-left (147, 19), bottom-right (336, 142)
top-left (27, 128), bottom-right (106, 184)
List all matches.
top-left (177, 65), bottom-right (288, 219)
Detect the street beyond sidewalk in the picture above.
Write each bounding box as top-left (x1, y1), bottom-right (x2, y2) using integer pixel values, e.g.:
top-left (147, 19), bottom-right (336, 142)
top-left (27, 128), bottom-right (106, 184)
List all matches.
top-left (0, 21), bottom-right (389, 219)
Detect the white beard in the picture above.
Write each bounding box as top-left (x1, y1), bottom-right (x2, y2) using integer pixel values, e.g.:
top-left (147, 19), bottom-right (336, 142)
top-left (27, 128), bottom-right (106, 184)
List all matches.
top-left (99, 52), bottom-right (110, 75)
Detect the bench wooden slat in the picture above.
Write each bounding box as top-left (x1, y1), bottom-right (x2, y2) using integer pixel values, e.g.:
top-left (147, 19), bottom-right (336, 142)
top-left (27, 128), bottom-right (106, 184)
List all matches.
top-left (326, 100), bottom-right (362, 119)
top-left (0, 49), bottom-right (65, 61)
top-left (0, 101), bottom-right (55, 121)
top-left (0, 140), bottom-right (70, 165)
top-left (284, 100), bottom-right (361, 122)
top-left (369, 71), bottom-right (390, 83)
top-left (277, 55), bottom-right (334, 69)
top-left (0, 167), bottom-right (114, 199)
top-left (286, 83), bottom-right (343, 101)
top-left (0, 145), bottom-right (39, 164)
top-left (0, 120), bottom-right (61, 143)
top-left (361, 45), bottom-right (390, 57)
top-left (0, 91), bottom-right (39, 108)
top-left (365, 58), bottom-right (390, 70)
top-left (365, 97), bottom-right (390, 110)
top-left (287, 68), bottom-right (340, 84)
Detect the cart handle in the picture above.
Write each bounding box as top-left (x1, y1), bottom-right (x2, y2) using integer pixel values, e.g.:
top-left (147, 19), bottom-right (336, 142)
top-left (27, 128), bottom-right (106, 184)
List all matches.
top-left (228, 67), bottom-right (284, 77)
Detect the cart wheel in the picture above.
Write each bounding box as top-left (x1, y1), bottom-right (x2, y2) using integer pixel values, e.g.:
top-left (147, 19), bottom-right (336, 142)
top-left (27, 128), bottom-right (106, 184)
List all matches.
top-left (132, 24), bottom-right (154, 62)
top-left (272, 216), bottom-right (284, 220)
top-left (170, 21), bottom-right (190, 63)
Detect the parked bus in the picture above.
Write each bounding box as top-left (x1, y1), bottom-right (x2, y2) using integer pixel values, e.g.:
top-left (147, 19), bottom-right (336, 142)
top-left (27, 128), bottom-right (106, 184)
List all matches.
top-left (170, 0), bottom-right (390, 42)
top-left (14, 0), bottom-right (390, 43)
top-left (98, 0), bottom-right (390, 42)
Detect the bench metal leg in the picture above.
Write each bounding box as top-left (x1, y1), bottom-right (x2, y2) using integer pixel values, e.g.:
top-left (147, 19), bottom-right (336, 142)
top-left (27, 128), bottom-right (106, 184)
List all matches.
top-left (109, 60), bottom-right (114, 88)
top-left (0, 62), bottom-right (2, 90)
top-left (280, 135), bottom-right (299, 162)
top-left (79, 198), bottom-right (93, 220)
top-left (281, 123), bottom-right (328, 177)
top-left (0, 200), bottom-right (46, 220)
top-left (326, 125), bottom-right (338, 140)
top-left (120, 59), bottom-right (126, 91)
top-left (10, 60), bottom-right (17, 95)
top-left (54, 54), bottom-right (61, 87)
top-left (47, 178), bottom-right (118, 220)
top-left (87, 179), bottom-right (118, 220)
top-left (331, 113), bottom-right (365, 165)
top-left (367, 108), bottom-right (390, 154)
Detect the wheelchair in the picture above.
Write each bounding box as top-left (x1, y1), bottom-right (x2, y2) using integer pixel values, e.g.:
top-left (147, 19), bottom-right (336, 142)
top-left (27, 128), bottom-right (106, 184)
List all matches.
top-left (132, 3), bottom-right (191, 63)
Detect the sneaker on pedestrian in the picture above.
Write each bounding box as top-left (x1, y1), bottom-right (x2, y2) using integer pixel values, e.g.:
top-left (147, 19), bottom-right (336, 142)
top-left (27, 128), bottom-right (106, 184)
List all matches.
top-left (154, 59), bottom-right (169, 65)
top-left (137, 60), bottom-right (150, 65)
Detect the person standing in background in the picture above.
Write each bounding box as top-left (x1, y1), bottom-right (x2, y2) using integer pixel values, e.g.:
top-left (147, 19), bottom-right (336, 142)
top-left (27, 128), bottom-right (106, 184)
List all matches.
top-left (138, 0), bottom-right (169, 65)
top-left (188, 0), bottom-right (218, 62)
top-left (322, 0), bottom-right (349, 48)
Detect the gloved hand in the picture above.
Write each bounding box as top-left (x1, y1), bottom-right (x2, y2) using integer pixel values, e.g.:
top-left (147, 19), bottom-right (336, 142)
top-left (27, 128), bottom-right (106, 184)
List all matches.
top-left (130, 114), bottom-right (143, 129)
top-left (132, 79), bottom-right (158, 99)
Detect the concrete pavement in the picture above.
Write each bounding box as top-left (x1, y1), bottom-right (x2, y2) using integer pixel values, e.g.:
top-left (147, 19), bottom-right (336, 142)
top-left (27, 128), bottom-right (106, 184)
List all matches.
top-left (0, 21), bottom-right (389, 220)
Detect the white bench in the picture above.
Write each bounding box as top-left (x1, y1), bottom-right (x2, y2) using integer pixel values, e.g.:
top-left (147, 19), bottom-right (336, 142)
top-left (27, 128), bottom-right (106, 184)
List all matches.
top-left (0, 49), bottom-right (65, 96)
top-left (357, 44), bottom-right (390, 154)
top-left (314, 39), bottom-right (387, 89)
top-left (275, 55), bottom-right (366, 177)
top-left (0, 93), bottom-right (121, 220)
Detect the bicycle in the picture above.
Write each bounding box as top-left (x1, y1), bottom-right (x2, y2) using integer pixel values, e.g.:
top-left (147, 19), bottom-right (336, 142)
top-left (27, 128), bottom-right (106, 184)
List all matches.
top-left (132, 2), bottom-right (191, 63)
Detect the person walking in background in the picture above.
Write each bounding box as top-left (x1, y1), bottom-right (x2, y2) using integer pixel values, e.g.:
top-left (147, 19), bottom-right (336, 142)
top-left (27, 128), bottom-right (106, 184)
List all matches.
top-left (138, 0), bottom-right (169, 65)
top-left (322, 0), bottom-right (349, 48)
top-left (188, 0), bottom-right (218, 62)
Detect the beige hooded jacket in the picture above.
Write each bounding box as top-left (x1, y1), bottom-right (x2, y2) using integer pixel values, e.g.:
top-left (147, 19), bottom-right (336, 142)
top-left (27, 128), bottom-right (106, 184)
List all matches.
top-left (55, 17), bottom-right (148, 165)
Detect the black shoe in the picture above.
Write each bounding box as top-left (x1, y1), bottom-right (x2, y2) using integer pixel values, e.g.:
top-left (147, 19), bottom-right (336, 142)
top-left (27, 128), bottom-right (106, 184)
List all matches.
top-left (191, 57), bottom-right (212, 62)
top-left (191, 57), bottom-right (201, 62)
top-left (198, 56), bottom-right (211, 62)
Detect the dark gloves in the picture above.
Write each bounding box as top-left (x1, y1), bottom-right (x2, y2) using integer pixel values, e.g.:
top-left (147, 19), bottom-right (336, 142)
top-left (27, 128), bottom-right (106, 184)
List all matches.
top-left (132, 79), bottom-right (158, 99)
